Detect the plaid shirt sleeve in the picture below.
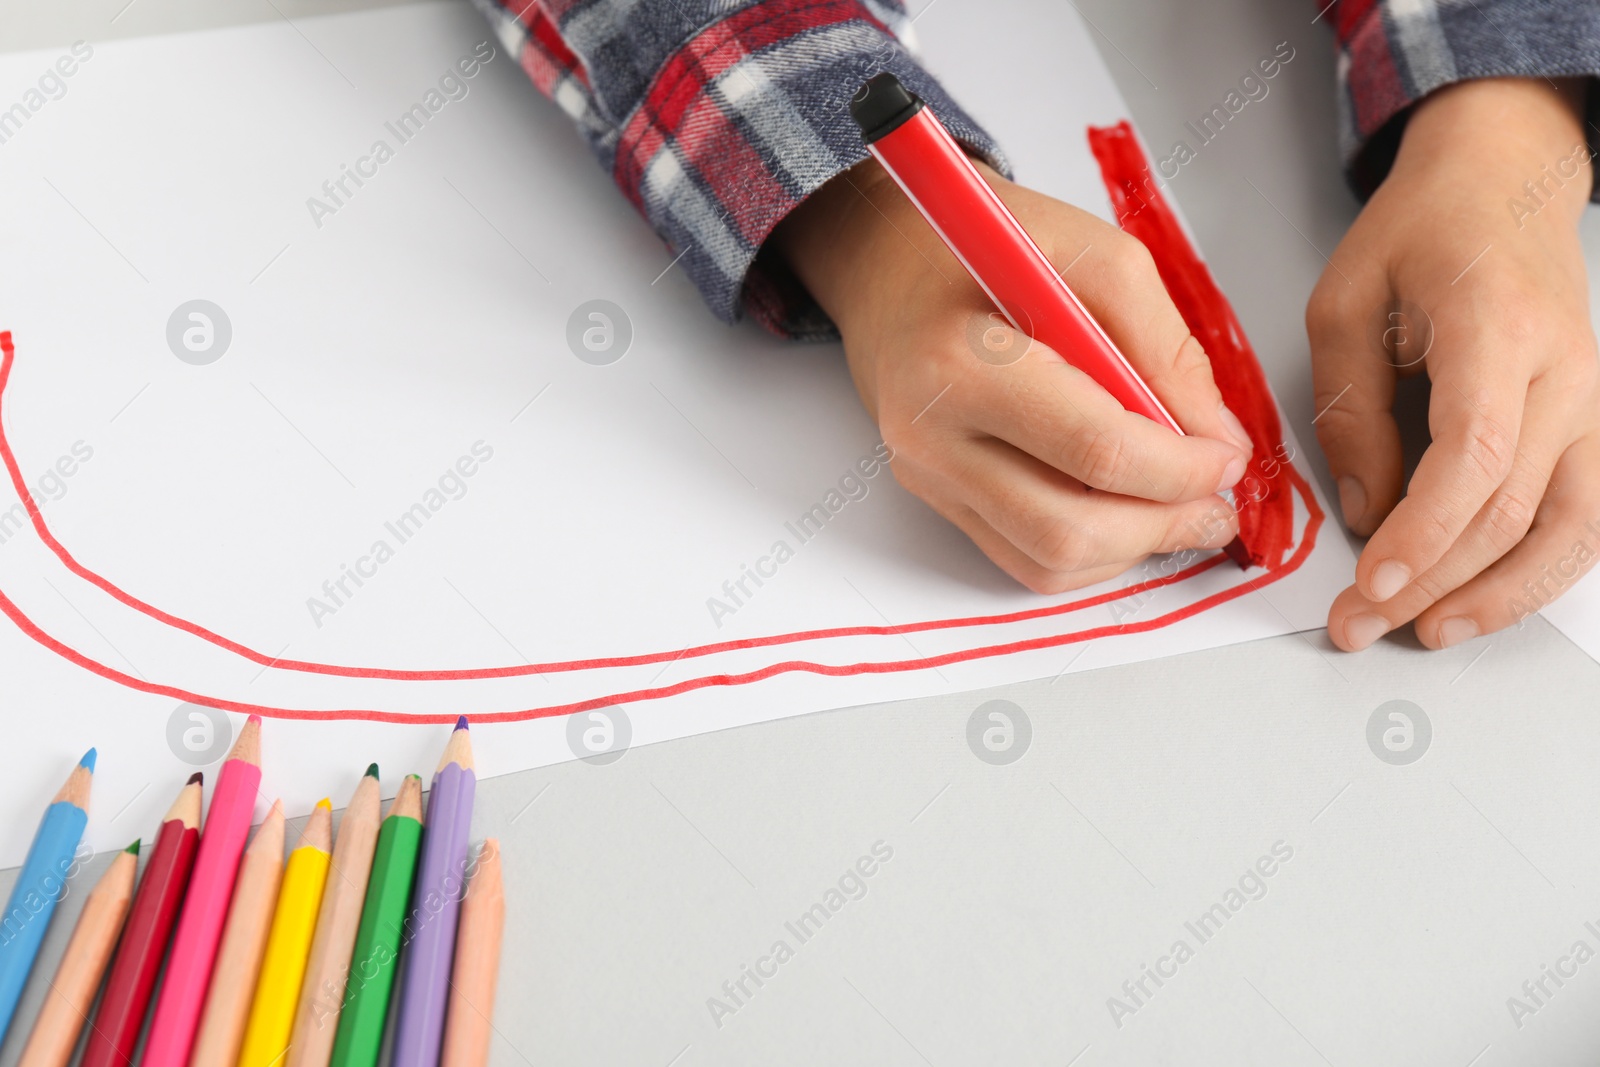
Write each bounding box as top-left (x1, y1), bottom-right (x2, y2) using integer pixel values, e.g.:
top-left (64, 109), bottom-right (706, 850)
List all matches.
top-left (472, 0), bottom-right (1009, 339)
top-left (1328, 0), bottom-right (1600, 199)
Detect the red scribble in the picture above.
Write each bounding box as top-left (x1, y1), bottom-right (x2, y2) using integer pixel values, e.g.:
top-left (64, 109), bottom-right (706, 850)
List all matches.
top-left (1088, 121), bottom-right (1295, 569)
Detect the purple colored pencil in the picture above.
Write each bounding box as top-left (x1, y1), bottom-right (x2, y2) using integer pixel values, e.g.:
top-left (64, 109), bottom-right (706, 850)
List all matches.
top-left (393, 717), bottom-right (477, 1067)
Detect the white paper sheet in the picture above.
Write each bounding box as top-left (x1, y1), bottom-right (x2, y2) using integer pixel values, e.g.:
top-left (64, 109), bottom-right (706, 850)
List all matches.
top-left (0, 1), bottom-right (1355, 864)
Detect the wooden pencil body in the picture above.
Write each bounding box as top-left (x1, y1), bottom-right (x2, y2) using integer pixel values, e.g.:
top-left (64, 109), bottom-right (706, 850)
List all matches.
top-left (16, 845), bottom-right (137, 1067)
top-left (145, 721), bottom-right (262, 1066)
top-left (238, 806), bottom-right (331, 1067)
top-left (190, 808), bottom-right (287, 1067)
top-left (441, 840), bottom-right (505, 1067)
top-left (288, 776), bottom-right (381, 1067)
top-left (328, 797), bottom-right (422, 1067)
top-left (0, 756), bottom-right (93, 1041)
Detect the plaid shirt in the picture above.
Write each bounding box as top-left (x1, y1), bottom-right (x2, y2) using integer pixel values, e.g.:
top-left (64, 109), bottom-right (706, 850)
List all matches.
top-left (1330, 0), bottom-right (1600, 197)
top-left (475, 0), bottom-right (1600, 336)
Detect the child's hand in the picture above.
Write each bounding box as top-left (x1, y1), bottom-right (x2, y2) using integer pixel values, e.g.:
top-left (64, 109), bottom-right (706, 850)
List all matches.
top-left (772, 158), bottom-right (1253, 593)
top-left (1307, 78), bottom-right (1600, 650)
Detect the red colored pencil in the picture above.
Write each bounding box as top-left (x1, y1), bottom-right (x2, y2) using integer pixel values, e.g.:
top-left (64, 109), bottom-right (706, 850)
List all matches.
top-left (80, 773), bottom-right (203, 1067)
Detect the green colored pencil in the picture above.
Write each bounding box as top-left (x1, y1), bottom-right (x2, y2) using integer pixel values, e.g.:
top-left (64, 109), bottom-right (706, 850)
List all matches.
top-left (327, 774), bottom-right (424, 1067)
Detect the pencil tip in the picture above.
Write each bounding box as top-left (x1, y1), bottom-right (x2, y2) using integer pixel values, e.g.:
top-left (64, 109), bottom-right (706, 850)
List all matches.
top-left (365, 762), bottom-right (379, 778)
top-left (79, 748), bottom-right (97, 772)
top-left (456, 715), bottom-right (469, 731)
top-left (187, 771), bottom-right (203, 785)
top-left (316, 797), bottom-right (332, 810)
top-left (125, 839), bottom-right (141, 855)
top-left (247, 714), bottom-right (262, 726)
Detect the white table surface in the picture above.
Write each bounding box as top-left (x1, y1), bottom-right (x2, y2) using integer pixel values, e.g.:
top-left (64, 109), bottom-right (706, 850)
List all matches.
top-left (3, 1), bottom-right (1600, 1065)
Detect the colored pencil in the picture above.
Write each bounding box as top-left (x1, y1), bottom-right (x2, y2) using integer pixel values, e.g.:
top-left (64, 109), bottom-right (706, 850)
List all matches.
top-left (394, 719), bottom-right (477, 1067)
top-left (288, 765), bottom-right (382, 1067)
top-left (81, 772), bottom-right (203, 1067)
top-left (144, 714), bottom-right (263, 1066)
top-left (0, 750), bottom-right (95, 1039)
top-left (441, 839), bottom-right (505, 1067)
top-left (329, 774), bottom-right (424, 1067)
top-left (238, 799), bottom-right (333, 1067)
top-left (190, 800), bottom-right (287, 1067)
top-left (15, 840), bottom-right (139, 1067)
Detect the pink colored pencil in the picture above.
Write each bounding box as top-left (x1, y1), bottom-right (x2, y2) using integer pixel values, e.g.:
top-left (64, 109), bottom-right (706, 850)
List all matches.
top-left (143, 715), bottom-right (263, 1065)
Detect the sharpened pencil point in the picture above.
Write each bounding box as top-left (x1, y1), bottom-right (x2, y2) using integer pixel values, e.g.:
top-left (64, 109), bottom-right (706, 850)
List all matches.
top-left (365, 762), bottom-right (379, 778)
top-left (79, 748), bottom-right (97, 772)
top-left (187, 771), bottom-right (203, 785)
top-left (125, 839), bottom-right (141, 855)
top-left (456, 715), bottom-right (469, 731)
top-left (316, 797), bottom-right (332, 810)
top-left (247, 713), bottom-right (262, 725)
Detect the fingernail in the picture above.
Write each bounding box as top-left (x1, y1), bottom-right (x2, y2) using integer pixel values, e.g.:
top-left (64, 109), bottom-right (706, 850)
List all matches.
top-left (1437, 616), bottom-right (1479, 648)
top-left (1369, 560), bottom-right (1411, 602)
top-left (1218, 402), bottom-right (1253, 452)
top-left (1216, 455), bottom-right (1246, 494)
top-left (1342, 612), bottom-right (1389, 651)
top-left (1337, 476), bottom-right (1366, 529)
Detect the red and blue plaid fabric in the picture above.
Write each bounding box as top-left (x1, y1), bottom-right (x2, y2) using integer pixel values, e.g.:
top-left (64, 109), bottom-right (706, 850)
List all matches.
top-left (472, 0), bottom-right (1007, 339)
top-left (474, 0), bottom-right (1599, 336)
top-left (1325, 0), bottom-right (1600, 196)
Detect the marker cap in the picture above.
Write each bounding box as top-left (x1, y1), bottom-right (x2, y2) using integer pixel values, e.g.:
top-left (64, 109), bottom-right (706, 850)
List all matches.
top-left (850, 73), bottom-right (924, 143)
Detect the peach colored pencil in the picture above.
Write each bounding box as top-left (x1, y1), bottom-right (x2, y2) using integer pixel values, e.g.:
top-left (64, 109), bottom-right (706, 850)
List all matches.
top-left (441, 839), bottom-right (505, 1067)
top-left (15, 841), bottom-right (140, 1067)
top-left (189, 801), bottom-right (287, 1067)
top-left (288, 765), bottom-right (382, 1067)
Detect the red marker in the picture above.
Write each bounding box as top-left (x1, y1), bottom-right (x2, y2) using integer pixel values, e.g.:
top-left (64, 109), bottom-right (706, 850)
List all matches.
top-left (849, 74), bottom-right (1250, 567)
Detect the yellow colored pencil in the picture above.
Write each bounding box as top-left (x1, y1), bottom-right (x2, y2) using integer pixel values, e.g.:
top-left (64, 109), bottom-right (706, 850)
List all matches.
top-left (238, 799), bottom-right (332, 1067)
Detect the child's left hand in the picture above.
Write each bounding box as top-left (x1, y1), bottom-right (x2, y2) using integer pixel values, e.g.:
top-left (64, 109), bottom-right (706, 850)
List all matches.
top-left (1307, 77), bottom-right (1600, 650)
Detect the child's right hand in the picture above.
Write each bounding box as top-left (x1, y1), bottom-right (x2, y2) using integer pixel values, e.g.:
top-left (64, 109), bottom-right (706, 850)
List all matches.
top-left (772, 157), bottom-right (1253, 593)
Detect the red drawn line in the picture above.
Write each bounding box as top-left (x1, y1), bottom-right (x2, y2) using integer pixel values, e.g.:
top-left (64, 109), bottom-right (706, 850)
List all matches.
top-left (0, 332), bottom-right (1236, 680)
top-left (0, 464), bottom-right (1320, 724)
top-left (0, 120), bottom-right (1326, 721)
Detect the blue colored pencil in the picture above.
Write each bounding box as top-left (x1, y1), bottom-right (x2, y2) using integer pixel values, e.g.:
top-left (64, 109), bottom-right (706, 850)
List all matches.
top-left (0, 749), bottom-right (95, 1038)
